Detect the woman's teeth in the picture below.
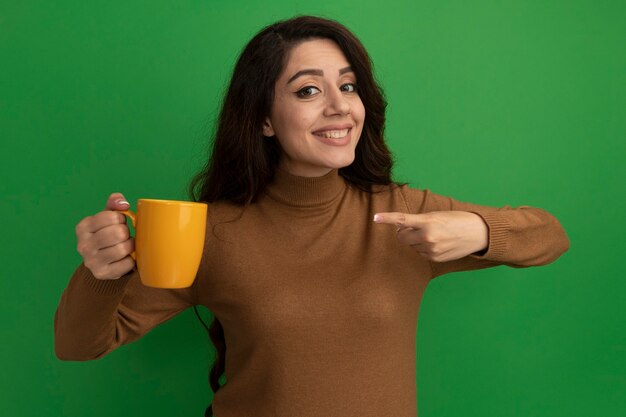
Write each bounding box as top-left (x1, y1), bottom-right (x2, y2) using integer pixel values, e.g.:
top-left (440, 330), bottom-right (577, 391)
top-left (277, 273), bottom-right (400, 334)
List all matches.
top-left (314, 128), bottom-right (350, 139)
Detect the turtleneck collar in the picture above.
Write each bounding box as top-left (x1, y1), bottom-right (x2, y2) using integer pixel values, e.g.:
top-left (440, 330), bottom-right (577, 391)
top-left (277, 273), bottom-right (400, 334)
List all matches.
top-left (264, 167), bottom-right (346, 207)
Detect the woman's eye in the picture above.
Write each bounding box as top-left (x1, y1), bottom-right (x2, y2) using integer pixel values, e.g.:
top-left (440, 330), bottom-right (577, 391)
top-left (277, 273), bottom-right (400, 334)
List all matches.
top-left (341, 83), bottom-right (357, 93)
top-left (296, 86), bottom-right (321, 98)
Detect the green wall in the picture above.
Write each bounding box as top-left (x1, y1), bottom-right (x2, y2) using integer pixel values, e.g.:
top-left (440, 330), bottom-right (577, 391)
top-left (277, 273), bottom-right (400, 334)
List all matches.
top-left (2, 1), bottom-right (624, 416)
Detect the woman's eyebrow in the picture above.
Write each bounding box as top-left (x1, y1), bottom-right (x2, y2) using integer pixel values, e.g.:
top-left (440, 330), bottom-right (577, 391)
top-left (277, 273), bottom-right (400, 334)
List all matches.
top-left (287, 66), bottom-right (353, 84)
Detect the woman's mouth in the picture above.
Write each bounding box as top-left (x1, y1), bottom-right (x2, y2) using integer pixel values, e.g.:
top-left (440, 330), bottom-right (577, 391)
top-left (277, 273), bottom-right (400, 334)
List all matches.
top-left (311, 128), bottom-right (352, 146)
top-left (313, 128), bottom-right (350, 139)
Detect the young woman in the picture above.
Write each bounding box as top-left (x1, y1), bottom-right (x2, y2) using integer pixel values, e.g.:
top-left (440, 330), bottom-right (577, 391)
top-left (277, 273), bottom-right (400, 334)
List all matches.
top-left (55, 15), bottom-right (570, 417)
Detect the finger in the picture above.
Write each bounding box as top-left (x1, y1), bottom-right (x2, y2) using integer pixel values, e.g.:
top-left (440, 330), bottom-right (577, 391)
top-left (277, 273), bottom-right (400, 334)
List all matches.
top-left (89, 254), bottom-right (135, 280)
top-left (83, 210), bottom-right (127, 234)
top-left (373, 212), bottom-right (429, 229)
top-left (105, 192), bottom-right (131, 211)
top-left (97, 238), bottom-right (135, 280)
top-left (92, 223), bottom-right (132, 250)
top-left (103, 256), bottom-right (136, 280)
top-left (396, 228), bottom-right (427, 246)
top-left (419, 246), bottom-right (455, 263)
top-left (412, 243), bottom-right (456, 262)
top-left (77, 223), bottom-right (131, 258)
top-left (96, 237), bottom-right (134, 265)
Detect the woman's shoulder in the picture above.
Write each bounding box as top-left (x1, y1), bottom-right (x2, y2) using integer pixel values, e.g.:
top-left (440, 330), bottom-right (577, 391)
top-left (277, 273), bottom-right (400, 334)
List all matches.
top-left (201, 199), bottom-right (248, 225)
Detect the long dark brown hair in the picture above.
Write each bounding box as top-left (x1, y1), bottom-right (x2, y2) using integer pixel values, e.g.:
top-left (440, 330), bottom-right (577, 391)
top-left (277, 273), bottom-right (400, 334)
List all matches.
top-left (187, 15), bottom-right (399, 416)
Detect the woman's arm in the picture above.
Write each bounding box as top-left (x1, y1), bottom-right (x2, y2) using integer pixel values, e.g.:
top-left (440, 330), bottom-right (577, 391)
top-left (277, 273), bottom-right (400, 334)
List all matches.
top-left (54, 263), bottom-right (196, 361)
top-left (375, 186), bottom-right (570, 279)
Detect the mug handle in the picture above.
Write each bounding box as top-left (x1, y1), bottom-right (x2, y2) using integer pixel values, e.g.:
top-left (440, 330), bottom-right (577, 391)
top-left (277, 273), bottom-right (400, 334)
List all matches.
top-left (119, 209), bottom-right (137, 261)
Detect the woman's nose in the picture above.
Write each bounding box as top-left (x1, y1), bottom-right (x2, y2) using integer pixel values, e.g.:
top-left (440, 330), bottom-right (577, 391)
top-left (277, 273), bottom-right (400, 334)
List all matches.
top-left (323, 87), bottom-right (351, 116)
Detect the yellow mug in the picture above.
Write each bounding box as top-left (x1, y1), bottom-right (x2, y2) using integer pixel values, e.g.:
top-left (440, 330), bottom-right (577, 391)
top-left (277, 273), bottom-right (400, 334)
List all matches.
top-left (119, 199), bottom-right (207, 289)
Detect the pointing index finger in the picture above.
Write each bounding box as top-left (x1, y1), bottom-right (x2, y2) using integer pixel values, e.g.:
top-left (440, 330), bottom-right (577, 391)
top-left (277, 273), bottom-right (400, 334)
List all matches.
top-left (373, 212), bottom-right (427, 228)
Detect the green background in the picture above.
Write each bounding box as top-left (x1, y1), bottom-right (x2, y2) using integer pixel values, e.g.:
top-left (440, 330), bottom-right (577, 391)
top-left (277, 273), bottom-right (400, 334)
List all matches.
top-left (2, 0), bottom-right (624, 416)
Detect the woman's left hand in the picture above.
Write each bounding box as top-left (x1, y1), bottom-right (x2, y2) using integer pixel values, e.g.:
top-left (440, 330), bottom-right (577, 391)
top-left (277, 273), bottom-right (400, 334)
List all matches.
top-left (373, 211), bottom-right (489, 262)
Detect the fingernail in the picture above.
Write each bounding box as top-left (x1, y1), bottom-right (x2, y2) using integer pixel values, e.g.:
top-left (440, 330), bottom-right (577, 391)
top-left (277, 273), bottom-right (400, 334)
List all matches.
top-left (373, 214), bottom-right (381, 222)
top-left (116, 199), bottom-right (130, 206)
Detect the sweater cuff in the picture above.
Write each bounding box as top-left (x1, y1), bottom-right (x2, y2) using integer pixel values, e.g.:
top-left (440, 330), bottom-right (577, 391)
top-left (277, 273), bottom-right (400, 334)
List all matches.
top-left (78, 263), bottom-right (134, 296)
top-left (467, 209), bottom-right (510, 262)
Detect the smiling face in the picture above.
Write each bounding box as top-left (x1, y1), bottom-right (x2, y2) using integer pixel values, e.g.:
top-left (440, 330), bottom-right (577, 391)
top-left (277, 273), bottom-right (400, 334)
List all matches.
top-left (263, 38), bottom-right (366, 177)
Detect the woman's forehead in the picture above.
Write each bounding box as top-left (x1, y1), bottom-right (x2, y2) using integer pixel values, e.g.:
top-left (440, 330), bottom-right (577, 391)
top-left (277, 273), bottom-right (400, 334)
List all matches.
top-left (281, 39), bottom-right (350, 77)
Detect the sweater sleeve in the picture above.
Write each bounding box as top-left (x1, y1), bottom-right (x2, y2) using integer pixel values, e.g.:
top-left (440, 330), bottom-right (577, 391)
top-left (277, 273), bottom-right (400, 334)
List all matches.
top-left (398, 186), bottom-right (570, 279)
top-left (54, 262), bottom-right (197, 361)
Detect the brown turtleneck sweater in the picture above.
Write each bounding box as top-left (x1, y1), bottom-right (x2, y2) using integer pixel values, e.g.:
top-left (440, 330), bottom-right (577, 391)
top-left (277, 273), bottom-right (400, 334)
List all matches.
top-left (54, 168), bottom-right (570, 417)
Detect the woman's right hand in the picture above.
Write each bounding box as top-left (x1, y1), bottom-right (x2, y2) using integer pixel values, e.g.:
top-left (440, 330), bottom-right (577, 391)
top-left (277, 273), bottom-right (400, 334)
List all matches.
top-left (75, 193), bottom-right (136, 280)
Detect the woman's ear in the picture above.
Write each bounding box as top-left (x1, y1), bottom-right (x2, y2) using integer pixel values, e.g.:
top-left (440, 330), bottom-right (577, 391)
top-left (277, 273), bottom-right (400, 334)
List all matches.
top-left (262, 117), bottom-right (275, 137)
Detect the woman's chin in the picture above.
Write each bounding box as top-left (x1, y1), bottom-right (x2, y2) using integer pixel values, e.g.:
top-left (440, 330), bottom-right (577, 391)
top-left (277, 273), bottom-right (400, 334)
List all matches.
top-left (279, 152), bottom-right (356, 176)
top-left (324, 152), bottom-right (356, 169)
top-left (329, 155), bottom-right (354, 169)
